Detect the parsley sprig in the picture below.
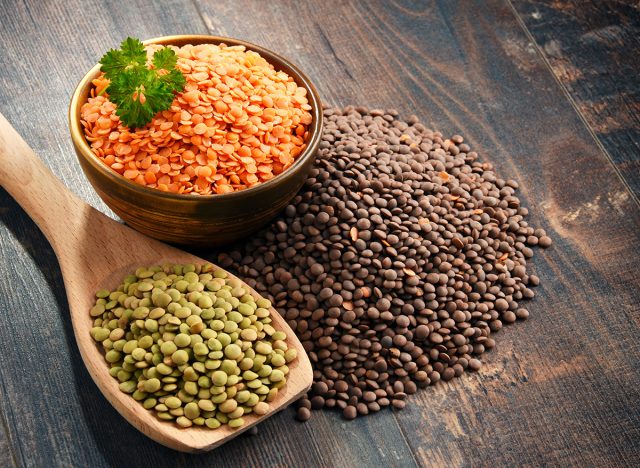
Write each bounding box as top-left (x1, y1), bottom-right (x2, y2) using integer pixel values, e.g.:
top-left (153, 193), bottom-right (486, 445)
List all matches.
top-left (99, 37), bottom-right (186, 129)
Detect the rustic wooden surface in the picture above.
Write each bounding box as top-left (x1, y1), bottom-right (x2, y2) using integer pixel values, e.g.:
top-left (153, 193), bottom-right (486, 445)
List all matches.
top-left (512, 0), bottom-right (640, 197)
top-left (0, 0), bottom-right (638, 466)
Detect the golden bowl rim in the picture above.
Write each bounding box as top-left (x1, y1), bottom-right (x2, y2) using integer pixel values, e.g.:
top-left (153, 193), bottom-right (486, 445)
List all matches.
top-left (69, 34), bottom-right (323, 202)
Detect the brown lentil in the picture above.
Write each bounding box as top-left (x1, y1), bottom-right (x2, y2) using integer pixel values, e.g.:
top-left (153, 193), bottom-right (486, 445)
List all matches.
top-left (218, 106), bottom-right (552, 420)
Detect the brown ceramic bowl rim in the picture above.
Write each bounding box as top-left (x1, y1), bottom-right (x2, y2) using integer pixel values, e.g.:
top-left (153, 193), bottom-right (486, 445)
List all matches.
top-left (69, 34), bottom-right (323, 202)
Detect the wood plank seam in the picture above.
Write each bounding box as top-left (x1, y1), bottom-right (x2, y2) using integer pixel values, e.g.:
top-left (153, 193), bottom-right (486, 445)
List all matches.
top-left (506, 0), bottom-right (640, 208)
top-left (315, 21), bottom-right (356, 81)
top-left (392, 412), bottom-right (421, 467)
top-left (0, 377), bottom-right (23, 468)
top-left (190, 0), bottom-right (216, 33)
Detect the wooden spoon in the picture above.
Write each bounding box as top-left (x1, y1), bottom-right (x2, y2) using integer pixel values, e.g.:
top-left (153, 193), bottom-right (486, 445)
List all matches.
top-left (0, 113), bottom-right (313, 453)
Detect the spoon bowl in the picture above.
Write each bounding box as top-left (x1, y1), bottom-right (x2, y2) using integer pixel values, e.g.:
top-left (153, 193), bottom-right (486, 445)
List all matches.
top-left (0, 113), bottom-right (313, 452)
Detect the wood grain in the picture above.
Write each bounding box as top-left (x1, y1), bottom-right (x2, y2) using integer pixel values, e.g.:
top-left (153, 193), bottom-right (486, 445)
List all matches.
top-left (511, 0), bottom-right (640, 198)
top-left (0, 406), bottom-right (18, 468)
top-left (0, 0), bottom-right (638, 466)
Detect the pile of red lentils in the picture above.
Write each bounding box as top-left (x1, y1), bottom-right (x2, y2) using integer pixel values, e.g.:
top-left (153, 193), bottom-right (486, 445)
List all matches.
top-left (80, 43), bottom-right (313, 195)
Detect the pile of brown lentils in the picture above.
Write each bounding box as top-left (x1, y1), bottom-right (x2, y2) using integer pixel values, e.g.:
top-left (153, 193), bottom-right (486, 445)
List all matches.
top-left (217, 105), bottom-right (552, 421)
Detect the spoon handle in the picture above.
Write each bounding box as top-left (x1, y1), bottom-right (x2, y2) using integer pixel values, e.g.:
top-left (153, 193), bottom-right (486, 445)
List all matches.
top-left (0, 112), bottom-right (86, 252)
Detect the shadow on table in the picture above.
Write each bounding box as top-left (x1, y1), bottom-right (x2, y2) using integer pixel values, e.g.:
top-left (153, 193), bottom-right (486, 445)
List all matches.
top-left (0, 189), bottom-right (267, 467)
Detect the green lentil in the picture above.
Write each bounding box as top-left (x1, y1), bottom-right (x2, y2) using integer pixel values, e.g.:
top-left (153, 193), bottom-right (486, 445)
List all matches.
top-left (90, 263), bottom-right (295, 431)
top-left (271, 354), bottom-right (286, 367)
top-left (119, 380), bottom-right (136, 393)
top-left (255, 342), bottom-right (272, 355)
top-left (176, 416), bottom-right (192, 428)
top-left (205, 418), bottom-right (221, 429)
top-left (90, 304), bottom-right (105, 317)
top-left (247, 379), bottom-right (262, 389)
top-left (228, 407), bottom-right (244, 419)
top-left (254, 401), bottom-right (269, 415)
top-left (209, 351), bottom-right (224, 360)
top-left (240, 329), bottom-right (258, 341)
top-left (92, 328), bottom-right (110, 342)
top-left (105, 350), bottom-right (121, 363)
top-left (193, 342), bottom-right (209, 356)
top-left (132, 348), bottom-right (146, 361)
top-left (266, 388), bottom-right (278, 402)
top-left (246, 393), bottom-right (260, 407)
top-left (143, 398), bottom-right (157, 409)
top-left (198, 399), bottom-right (215, 412)
top-left (171, 349), bottom-right (189, 365)
top-left (218, 399), bottom-right (237, 413)
top-left (165, 396), bottom-right (182, 409)
top-left (138, 335), bottom-right (154, 349)
top-left (184, 381), bottom-right (199, 396)
top-left (184, 402), bottom-right (200, 420)
top-left (223, 321), bottom-right (238, 333)
top-left (143, 378), bottom-right (161, 393)
top-left (174, 333), bottom-right (191, 347)
top-left (273, 340), bottom-right (287, 351)
top-left (224, 343), bottom-right (242, 360)
top-left (149, 307), bottom-right (166, 319)
top-left (207, 338), bottom-right (222, 351)
top-left (138, 282), bottom-right (153, 292)
top-left (132, 390), bottom-right (148, 401)
top-left (284, 348), bottom-right (298, 363)
top-left (221, 359), bottom-right (237, 375)
top-left (217, 333), bottom-right (231, 347)
top-left (236, 390), bottom-right (251, 404)
top-left (160, 341), bottom-right (177, 355)
top-left (211, 370), bottom-right (228, 386)
top-left (239, 357), bottom-right (254, 371)
top-left (226, 386), bottom-right (238, 399)
top-left (211, 392), bottom-right (228, 404)
top-left (116, 370), bottom-right (131, 382)
top-left (258, 365), bottom-right (272, 378)
top-left (170, 409), bottom-right (185, 418)
top-left (109, 328), bottom-right (125, 341)
top-left (255, 385), bottom-right (270, 395)
top-left (270, 369), bottom-right (285, 382)
top-left (210, 385), bottom-right (225, 396)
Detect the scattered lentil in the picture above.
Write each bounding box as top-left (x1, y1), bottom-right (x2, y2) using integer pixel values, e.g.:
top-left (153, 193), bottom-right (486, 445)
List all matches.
top-left (218, 106), bottom-right (552, 420)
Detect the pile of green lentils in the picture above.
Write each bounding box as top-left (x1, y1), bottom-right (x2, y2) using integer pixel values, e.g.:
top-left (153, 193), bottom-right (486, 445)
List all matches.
top-left (89, 263), bottom-right (297, 430)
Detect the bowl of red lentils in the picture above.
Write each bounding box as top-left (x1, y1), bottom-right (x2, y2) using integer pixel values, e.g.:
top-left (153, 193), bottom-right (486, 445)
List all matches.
top-left (69, 35), bottom-right (322, 246)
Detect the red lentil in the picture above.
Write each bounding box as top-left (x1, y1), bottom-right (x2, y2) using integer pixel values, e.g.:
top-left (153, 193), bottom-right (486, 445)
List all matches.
top-left (80, 43), bottom-right (313, 195)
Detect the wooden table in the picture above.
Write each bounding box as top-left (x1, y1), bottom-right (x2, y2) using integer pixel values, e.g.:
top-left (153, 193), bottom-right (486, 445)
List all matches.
top-left (1, 1), bottom-right (638, 466)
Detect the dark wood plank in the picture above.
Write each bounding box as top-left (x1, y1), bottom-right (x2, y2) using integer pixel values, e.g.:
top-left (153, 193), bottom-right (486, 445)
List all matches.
top-left (1, 0), bottom-right (639, 466)
top-left (511, 0), bottom-right (640, 198)
top-left (0, 407), bottom-right (18, 468)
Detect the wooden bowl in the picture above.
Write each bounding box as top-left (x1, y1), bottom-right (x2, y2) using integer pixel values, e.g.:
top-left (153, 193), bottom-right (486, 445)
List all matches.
top-left (69, 35), bottom-right (323, 247)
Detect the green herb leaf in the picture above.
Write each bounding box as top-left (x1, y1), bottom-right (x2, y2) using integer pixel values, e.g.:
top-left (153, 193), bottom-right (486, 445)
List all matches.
top-left (158, 68), bottom-right (186, 93)
top-left (98, 37), bottom-right (185, 129)
top-left (99, 37), bottom-right (146, 80)
top-left (152, 47), bottom-right (178, 70)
